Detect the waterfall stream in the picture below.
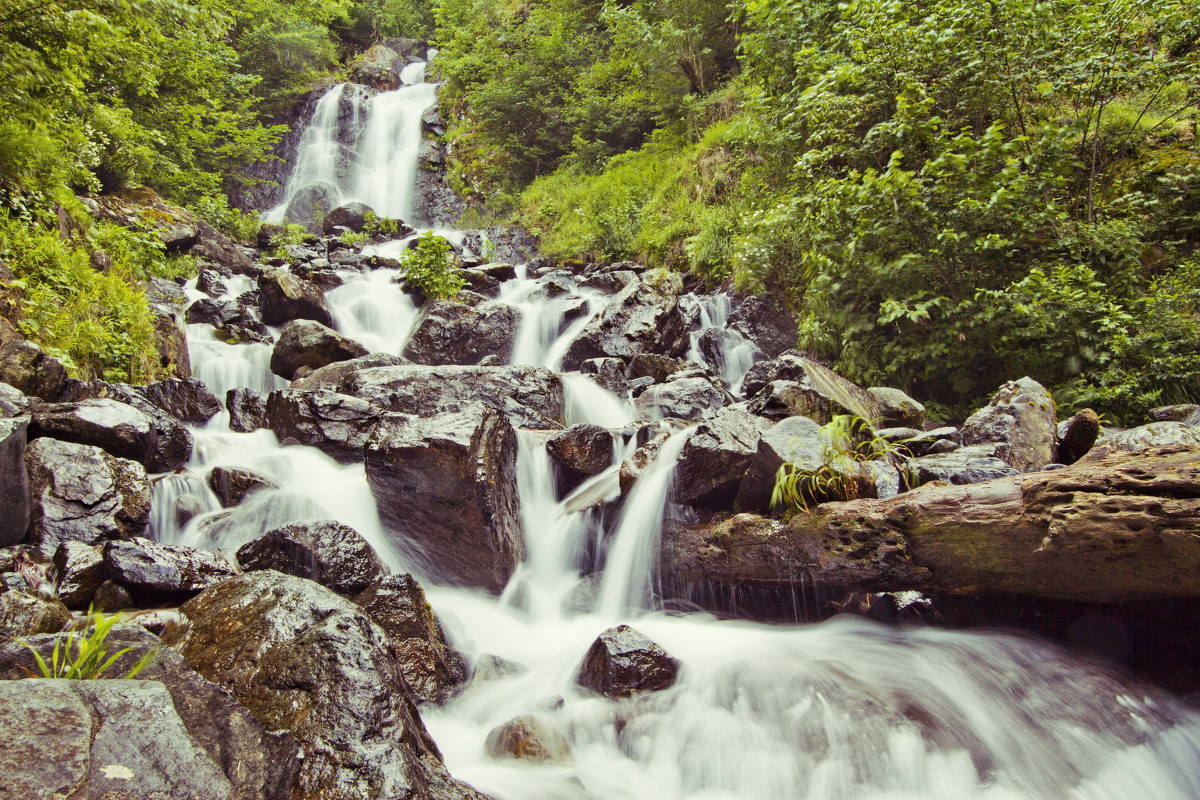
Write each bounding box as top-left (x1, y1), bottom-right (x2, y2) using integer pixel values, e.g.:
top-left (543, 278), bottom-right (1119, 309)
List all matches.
top-left (158, 57), bottom-right (1200, 800)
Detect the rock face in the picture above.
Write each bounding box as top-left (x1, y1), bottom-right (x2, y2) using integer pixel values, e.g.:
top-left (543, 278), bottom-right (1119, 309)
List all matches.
top-left (354, 574), bottom-right (469, 704)
top-left (0, 416), bottom-right (30, 546)
top-left (179, 572), bottom-right (488, 800)
top-left (675, 407), bottom-right (772, 510)
top-left (365, 408), bottom-right (522, 592)
top-left (0, 339), bottom-right (68, 400)
top-left (0, 680), bottom-right (239, 800)
top-left (258, 268), bottom-right (335, 327)
top-left (727, 294), bottom-right (798, 358)
top-left (959, 377), bottom-right (1056, 471)
top-left (265, 389), bottom-right (383, 462)
top-left (343, 364), bottom-right (566, 429)
top-left (348, 44), bottom-right (405, 90)
top-left (576, 624), bottom-right (680, 699)
top-left (562, 271), bottom-right (688, 369)
top-left (546, 424), bottom-right (613, 494)
top-left (25, 438), bottom-right (150, 557)
top-left (485, 715), bottom-right (571, 763)
top-left (271, 319), bottom-right (369, 380)
top-left (104, 537), bottom-right (236, 602)
top-left (404, 300), bottom-right (519, 366)
top-left (742, 352), bottom-right (880, 424)
top-left (1088, 421), bottom-right (1200, 458)
top-left (237, 520), bottom-right (387, 595)
top-left (0, 625), bottom-right (301, 800)
top-left (664, 446), bottom-right (1200, 605)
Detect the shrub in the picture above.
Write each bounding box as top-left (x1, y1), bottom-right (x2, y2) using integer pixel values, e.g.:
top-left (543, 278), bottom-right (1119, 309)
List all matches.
top-left (401, 230), bottom-right (465, 300)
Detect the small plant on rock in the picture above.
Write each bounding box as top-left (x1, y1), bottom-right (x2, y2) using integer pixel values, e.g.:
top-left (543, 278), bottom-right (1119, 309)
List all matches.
top-left (401, 230), bottom-right (465, 301)
top-left (22, 606), bottom-right (156, 680)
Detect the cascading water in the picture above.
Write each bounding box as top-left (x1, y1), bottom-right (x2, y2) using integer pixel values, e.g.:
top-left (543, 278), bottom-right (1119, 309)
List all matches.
top-left (684, 293), bottom-right (761, 394)
top-left (157, 50), bottom-right (1200, 800)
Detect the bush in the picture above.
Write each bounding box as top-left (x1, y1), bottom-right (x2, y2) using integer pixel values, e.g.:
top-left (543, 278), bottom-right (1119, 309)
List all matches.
top-left (400, 231), bottom-right (465, 300)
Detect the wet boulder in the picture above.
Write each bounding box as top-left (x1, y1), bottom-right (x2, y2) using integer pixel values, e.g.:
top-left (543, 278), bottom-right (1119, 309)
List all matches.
top-left (348, 44), bottom-right (404, 90)
top-left (562, 271), bottom-right (689, 369)
top-left (343, 364), bottom-right (566, 430)
top-left (322, 201), bottom-right (374, 234)
top-left (52, 540), bottom-right (105, 608)
top-left (270, 319), bottom-right (369, 380)
top-left (186, 297), bottom-right (272, 344)
top-left (959, 377), bottom-right (1057, 472)
top-left (735, 415), bottom-right (829, 513)
top-left (576, 624), bottom-right (680, 699)
top-left (264, 388), bottom-right (383, 462)
top-left (909, 444), bottom-right (1020, 485)
top-left (207, 466), bottom-right (279, 507)
top-left (282, 185), bottom-right (336, 232)
top-left (618, 430), bottom-right (670, 494)
top-left (52, 385), bottom-right (197, 471)
top-left (192, 219), bottom-right (255, 274)
top-left (868, 387), bottom-right (926, 428)
top-left (365, 407), bottom-right (523, 592)
top-left (26, 438), bottom-right (150, 557)
top-left (179, 571), bottom-right (489, 800)
top-left (0, 339), bottom-right (67, 400)
top-left (237, 520), bottom-right (387, 595)
top-left (290, 353), bottom-right (409, 392)
top-left (132, 377), bottom-right (221, 424)
top-left (580, 357), bottom-right (629, 397)
top-left (742, 352), bottom-right (880, 424)
top-left (485, 715), bottom-right (572, 763)
top-left (547, 424), bottom-right (614, 494)
top-left (227, 388), bottom-right (267, 433)
top-left (0, 416), bottom-right (30, 546)
top-left (354, 574), bottom-right (469, 704)
top-left (628, 353), bottom-right (687, 384)
top-left (675, 407), bottom-right (773, 511)
top-left (104, 537), bottom-right (235, 604)
top-left (0, 625), bottom-right (302, 800)
top-left (0, 381), bottom-right (30, 418)
top-left (258, 268), bottom-right (335, 327)
top-left (0, 590), bottom-right (69, 643)
top-left (0, 680), bottom-right (239, 799)
top-left (727, 294), bottom-right (798, 359)
top-left (403, 300), bottom-right (519, 366)
top-left (635, 376), bottom-right (727, 422)
top-left (31, 398), bottom-right (158, 466)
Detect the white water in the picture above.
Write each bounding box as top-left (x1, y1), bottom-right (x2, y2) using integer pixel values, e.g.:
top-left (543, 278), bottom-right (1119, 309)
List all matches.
top-left (685, 293), bottom-right (761, 394)
top-left (164, 57), bottom-right (1200, 800)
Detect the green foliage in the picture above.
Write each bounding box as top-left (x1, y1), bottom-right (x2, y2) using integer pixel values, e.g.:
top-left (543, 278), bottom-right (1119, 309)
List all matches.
top-left (340, 230), bottom-right (370, 246)
top-left (401, 230), bottom-right (465, 300)
top-left (363, 211), bottom-right (400, 235)
top-left (23, 608), bottom-right (156, 680)
top-left (0, 211), bottom-right (163, 382)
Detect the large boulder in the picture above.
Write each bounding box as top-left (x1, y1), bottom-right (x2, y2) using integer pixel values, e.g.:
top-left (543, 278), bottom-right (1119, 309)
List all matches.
top-left (0, 624), bottom-right (301, 800)
top-left (186, 297), bottom-right (272, 344)
top-left (227, 388), bottom-right (267, 433)
top-left (290, 352), bottom-right (409, 392)
top-left (354, 574), bottom-right (469, 704)
top-left (237, 520), bottom-right (387, 595)
top-left (365, 408), bottom-right (523, 592)
top-left (634, 375), bottom-right (727, 422)
top-left (867, 387), bottom-right (926, 428)
top-left (264, 388), bottom-right (383, 462)
top-left (258, 268), bottom-right (335, 327)
top-left (322, 201), bottom-right (374, 235)
top-left (1057, 408), bottom-right (1101, 464)
top-left (104, 537), bottom-right (236, 604)
top-left (546, 424), bottom-right (614, 495)
top-left (178, 572), bottom-right (488, 800)
top-left (742, 352), bottom-right (880, 424)
top-left (282, 185), bottom-right (336, 232)
top-left (348, 44), bottom-right (405, 91)
top-left (0, 339), bottom-right (67, 400)
top-left (675, 407), bottom-right (773, 510)
top-left (727, 294), bottom-right (798, 359)
top-left (561, 271), bottom-right (689, 369)
top-left (666, 445), bottom-right (1200, 605)
top-left (1087, 421), bottom-right (1200, 459)
top-left (128, 377), bottom-right (221, 424)
top-left (342, 364), bottom-right (566, 429)
top-left (207, 466), bottom-right (279, 507)
top-left (192, 219), bottom-right (255, 274)
top-left (0, 589), bottom-right (69, 643)
top-left (31, 398), bottom-right (157, 465)
top-left (959, 377), bottom-right (1056, 472)
top-left (52, 540), bottom-right (105, 608)
top-left (86, 187), bottom-right (199, 250)
top-left (576, 624), bottom-right (680, 699)
top-left (270, 319), bottom-right (369, 380)
top-left (0, 680), bottom-right (239, 799)
top-left (25, 438), bottom-right (150, 557)
top-left (403, 300), bottom-right (519, 366)
top-left (735, 415), bottom-right (829, 513)
top-left (0, 416), bottom-right (30, 546)
top-left (50, 387), bottom-right (196, 472)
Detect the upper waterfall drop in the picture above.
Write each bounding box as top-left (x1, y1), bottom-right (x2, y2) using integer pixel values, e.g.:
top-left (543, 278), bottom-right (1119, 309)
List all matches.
top-left (264, 58), bottom-right (438, 225)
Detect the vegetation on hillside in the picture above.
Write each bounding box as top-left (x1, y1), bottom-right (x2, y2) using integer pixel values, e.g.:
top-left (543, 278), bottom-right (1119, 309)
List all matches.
top-left (429, 0), bottom-right (1200, 421)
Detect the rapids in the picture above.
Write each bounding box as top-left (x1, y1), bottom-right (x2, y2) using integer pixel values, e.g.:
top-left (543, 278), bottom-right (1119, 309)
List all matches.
top-left (156, 56), bottom-right (1200, 800)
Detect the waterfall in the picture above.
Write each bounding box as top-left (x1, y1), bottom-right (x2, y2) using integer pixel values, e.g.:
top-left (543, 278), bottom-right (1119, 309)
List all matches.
top-left (154, 50), bottom-right (1200, 800)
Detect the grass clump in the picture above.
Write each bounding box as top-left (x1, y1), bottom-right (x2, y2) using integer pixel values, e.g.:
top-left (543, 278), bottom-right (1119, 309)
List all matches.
top-left (22, 607), bottom-right (156, 680)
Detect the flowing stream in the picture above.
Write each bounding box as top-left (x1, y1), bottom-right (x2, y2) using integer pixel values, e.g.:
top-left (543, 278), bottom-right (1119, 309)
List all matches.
top-left (155, 58), bottom-right (1200, 800)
